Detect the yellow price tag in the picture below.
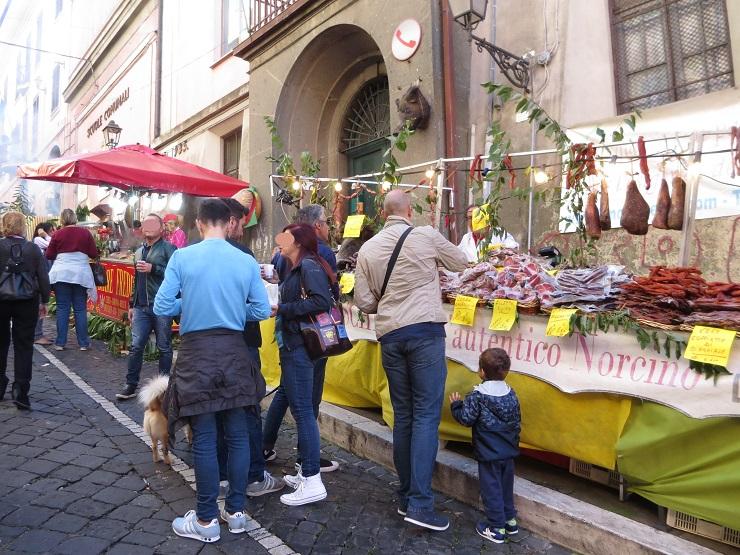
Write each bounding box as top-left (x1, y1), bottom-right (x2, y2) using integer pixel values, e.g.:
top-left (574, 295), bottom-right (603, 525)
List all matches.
top-left (489, 299), bottom-right (518, 331)
top-left (343, 215), bottom-right (365, 238)
top-left (450, 295), bottom-right (479, 326)
top-left (339, 273), bottom-right (355, 294)
top-left (684, 325), bottom-right (736, 367)
top-left (546, 308), bottom-right (577, 337)
top-left (546, 269), bottom-right (558, 276)
top-left (471, 204), bottom-right (489, 232)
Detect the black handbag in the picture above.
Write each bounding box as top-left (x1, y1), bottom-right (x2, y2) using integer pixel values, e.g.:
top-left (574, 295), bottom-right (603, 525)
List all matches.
top-left (90, 261), bottom-right (107, 287)
top-left (298, 282), bottom-right (353, 361)
top-left (0, 242), bottom-right (38, 301)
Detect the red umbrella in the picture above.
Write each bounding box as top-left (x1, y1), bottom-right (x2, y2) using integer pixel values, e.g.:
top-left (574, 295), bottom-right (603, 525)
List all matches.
top-left (17, 144), bottom-right (247, 197)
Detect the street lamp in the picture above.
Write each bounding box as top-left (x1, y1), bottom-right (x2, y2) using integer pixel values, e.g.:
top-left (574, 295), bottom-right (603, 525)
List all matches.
top-left (448, 0), bottom-right (531, 92)
top-left (102, 120), bottom-right (122, 149)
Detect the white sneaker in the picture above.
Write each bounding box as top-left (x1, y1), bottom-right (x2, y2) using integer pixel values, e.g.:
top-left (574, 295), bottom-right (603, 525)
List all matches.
top-left (172, 510), bottom-right (220, 543)
top-left (247, 471), bottom-right (284, 497)
top-left (279, 473), bottom-right (327, 506)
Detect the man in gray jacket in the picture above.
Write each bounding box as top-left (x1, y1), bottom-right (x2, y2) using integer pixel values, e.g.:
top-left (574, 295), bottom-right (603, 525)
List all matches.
top-left (354, 190), bottom-right (468, 531)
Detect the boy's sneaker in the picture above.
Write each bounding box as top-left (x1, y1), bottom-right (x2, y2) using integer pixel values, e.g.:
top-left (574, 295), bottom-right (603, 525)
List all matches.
top-left (247, 471), bottom-right (284, 497)
top-left (220, 509), bottom-right (247, 534)
top-left (505, 518), bottom-right (519, 535)
top-left (279, 474), bottom-right (327, 506)
top-left (294, 458), bottom-right (340, 474)
top-left (263, 449), bottom-right (277, 462)
top-left (404, 509), bottom-right (449, 531)
top-left (116, 384), bottom-right (137, 400)
top-left (172, 510), bottom-right (220, 543)
top-left (476, 521), bottom-right (506, 544)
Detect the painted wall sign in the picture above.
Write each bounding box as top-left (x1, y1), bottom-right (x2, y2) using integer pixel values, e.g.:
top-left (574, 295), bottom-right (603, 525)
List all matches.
top-left (342, 303), bottom-right (739, 419)
top-left (392, 19), bottom-right (421, 61)
top-left (86, 88), bottom-right (130, 138)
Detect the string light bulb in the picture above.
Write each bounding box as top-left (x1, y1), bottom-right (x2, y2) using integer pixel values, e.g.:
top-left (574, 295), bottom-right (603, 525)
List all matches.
top-left (291, 180), bottom-right (301, 191)
top-left (533, 169), bottom-right (549, 184)
top-left (381, 180), bottom-right (392, 191)
top-left (333, 180), bottom-right (342, 192)
top-left (425, 167), bottom-right (436, 180)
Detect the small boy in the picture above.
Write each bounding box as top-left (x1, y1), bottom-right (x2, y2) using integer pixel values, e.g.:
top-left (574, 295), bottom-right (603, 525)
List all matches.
top-left (450, 348), bottom-right (521, 544)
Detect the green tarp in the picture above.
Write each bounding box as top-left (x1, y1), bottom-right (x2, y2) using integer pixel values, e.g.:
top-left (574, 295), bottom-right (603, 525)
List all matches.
top-left (617, 401), bottom-right (740, 530)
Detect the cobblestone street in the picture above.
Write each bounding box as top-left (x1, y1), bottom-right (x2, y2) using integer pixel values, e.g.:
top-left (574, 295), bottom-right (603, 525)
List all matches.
top-left (0, 330), bottom-right (572, 554)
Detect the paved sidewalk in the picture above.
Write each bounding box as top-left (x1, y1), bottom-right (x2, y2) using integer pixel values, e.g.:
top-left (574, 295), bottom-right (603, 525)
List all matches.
top-left (0, 327), bottom-right (572, 554)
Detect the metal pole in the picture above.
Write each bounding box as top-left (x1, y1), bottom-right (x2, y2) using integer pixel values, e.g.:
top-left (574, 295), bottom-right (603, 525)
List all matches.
top-left (435, 159), bottom-right (444, 231)
top-left (527, 117), bottom-right (536, 254)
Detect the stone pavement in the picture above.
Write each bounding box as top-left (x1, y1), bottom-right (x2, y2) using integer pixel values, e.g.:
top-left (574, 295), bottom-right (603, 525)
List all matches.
top-left (0, 325), bottom-right (573, 554)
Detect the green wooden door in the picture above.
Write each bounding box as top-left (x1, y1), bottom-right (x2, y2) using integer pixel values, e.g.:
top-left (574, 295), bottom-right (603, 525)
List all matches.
top-left (347, 139), bottom-right (387, 218)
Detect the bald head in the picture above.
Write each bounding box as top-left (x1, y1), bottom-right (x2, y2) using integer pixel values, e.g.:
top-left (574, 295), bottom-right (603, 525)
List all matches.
top-left (383, 189), bottom-right (411, 217)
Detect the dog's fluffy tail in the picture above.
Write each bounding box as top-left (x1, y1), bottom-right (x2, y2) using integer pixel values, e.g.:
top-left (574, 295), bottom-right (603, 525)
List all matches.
top-left (138, 375), bottom-right (169, 410)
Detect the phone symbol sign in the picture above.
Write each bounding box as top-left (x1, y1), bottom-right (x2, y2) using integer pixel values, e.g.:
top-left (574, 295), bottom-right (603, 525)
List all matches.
top-left (392, 19), bottom-right (421, 61)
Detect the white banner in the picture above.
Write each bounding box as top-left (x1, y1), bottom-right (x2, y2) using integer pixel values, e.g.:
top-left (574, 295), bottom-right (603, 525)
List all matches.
top-left (342, 304), bottom-right (740, 419)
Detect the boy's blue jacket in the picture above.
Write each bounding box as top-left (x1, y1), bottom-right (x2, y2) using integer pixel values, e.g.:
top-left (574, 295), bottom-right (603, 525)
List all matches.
top-left (450, 381), bottom-right (521, 462)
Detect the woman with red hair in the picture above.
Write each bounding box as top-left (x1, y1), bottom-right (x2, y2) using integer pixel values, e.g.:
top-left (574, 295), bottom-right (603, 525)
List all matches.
top-left (271, 223), bottom-right (336, 506)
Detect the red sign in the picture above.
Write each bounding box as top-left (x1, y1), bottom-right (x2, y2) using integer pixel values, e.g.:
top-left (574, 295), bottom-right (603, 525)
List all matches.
top-left (90, 261), bottom-right (135, 323)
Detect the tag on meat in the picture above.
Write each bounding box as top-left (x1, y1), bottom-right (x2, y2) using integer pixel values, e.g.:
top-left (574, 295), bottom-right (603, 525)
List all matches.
top-left (620, 180), bottom-right (650, 235)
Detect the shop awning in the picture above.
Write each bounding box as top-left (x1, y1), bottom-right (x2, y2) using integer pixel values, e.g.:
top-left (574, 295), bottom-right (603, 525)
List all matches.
top-left (16, 144), bottom-right (247, 197)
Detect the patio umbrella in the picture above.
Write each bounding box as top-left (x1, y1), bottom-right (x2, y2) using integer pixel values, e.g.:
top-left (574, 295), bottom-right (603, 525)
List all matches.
top-left (17, 144), bottom-right (246, 197)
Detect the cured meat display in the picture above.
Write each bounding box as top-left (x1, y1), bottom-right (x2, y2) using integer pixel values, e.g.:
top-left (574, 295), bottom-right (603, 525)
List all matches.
top-left (683, 311), bottom-right (740, 332)
top-left (543, 266), bottom-right (632, 312)
top-left (667, 176), bottom-right (686, 230)
top-left (652, 179), bottom-right (671, 229)
top-left (440, 252), bottom-right (555, 304)
top-left (620, 180), bottom-right (650, 235)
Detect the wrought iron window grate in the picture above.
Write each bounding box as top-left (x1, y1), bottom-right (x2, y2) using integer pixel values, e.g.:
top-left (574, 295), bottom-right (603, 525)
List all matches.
top-left (610, 0), bottom-right (734, 114)
top-left (342, 77), bottom-right (391, 152)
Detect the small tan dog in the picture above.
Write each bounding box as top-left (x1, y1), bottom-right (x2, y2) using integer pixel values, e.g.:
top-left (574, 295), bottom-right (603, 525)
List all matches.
top-left (138, 376), bottom-right (172, 464)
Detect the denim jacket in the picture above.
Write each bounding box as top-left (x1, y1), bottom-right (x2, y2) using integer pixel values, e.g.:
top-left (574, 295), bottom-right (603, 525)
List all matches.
top-left (451, 380), bottom-right (521, 462)
top-left (276, 256), bottom-right (333, 350)
top-left (130, 238), bottom-right (176, 307)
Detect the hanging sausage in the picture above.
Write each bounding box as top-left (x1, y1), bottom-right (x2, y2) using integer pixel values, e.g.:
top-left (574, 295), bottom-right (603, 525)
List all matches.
top-left (652, 179), bottom-right (671, 229)
top-left (599, 178), bottom-right (611, 230)
top-left (667, 176), bottom-right (686, 230)
top-left (586, 191), bottom-right (602, 239)
top-left (620, 179), bottom-right (650, 235)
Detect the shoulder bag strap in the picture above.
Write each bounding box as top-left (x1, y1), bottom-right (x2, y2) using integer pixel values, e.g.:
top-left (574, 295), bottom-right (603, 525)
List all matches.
top-left (380, 226), bottom-right (413, 298)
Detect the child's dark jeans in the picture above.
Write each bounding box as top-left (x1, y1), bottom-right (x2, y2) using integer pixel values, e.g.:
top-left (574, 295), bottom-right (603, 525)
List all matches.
top-left (479, 458), bottom-right (516, 529)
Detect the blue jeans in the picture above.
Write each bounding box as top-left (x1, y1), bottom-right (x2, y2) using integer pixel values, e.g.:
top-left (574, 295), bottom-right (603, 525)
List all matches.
top-left (479, 459), bottom-right (516, 528)
top-left (191, 408), bottom-right (249, 521)
top-left (270, 345), bottom-right (322, 476)
top-left (217, 347), bottom-right (265, 483)
top-left (381, 336), bottom-right (447, 513)
top-left (54, 282), bottom-right (90, 348)
top-left (125, 306), bottom-right (173, 386)
top-left (262, 356), bottom-right (326, 452)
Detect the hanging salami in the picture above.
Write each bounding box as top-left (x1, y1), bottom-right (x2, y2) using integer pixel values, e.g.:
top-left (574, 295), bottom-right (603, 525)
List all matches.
top-left (652, 179), bottom-right (671, 229)
top-left (599, 178), bottom-right (611, 230)
top-left (586, 191), bottom-right (601, 239)
top-left (667, 176), bottom-right (686, 230)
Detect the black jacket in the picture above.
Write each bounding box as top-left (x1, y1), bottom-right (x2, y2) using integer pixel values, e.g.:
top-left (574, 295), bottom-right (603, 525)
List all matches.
top-left (129, 238), bottom-right (176, 307)
top-left (227, 239), bottom-right (262, 348)
top-left (0, 237), bottom-right (51, 303)
top-left (276, 256), bottom-right (333, 350)
top-left (166, 329), bottom-right (265, 428)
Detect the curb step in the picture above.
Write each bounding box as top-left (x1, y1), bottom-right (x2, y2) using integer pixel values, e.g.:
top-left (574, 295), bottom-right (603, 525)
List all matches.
top-left (316, 402), bottom-right (718, 555)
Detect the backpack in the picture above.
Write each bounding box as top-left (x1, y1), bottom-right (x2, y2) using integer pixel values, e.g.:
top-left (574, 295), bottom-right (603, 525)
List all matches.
top-left (0, 242), bottom-right (38, 301)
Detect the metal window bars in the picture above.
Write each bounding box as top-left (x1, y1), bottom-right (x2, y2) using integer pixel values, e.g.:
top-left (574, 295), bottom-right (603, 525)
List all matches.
top-left (610, 0), bottom-right (735, 114)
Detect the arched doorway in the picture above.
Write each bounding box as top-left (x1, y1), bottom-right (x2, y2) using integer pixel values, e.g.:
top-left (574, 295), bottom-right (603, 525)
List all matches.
top-left (341, 76), bottom-right (390, 217)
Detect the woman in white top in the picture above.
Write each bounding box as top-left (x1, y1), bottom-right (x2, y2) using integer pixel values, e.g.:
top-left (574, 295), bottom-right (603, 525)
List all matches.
top-left (32, 222), bottom-right (55, 345)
